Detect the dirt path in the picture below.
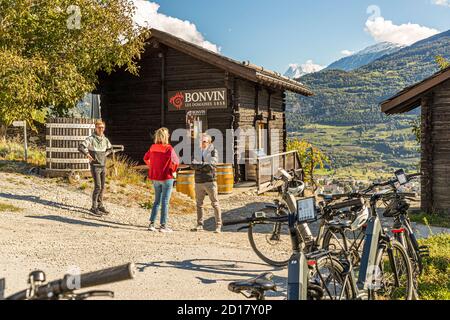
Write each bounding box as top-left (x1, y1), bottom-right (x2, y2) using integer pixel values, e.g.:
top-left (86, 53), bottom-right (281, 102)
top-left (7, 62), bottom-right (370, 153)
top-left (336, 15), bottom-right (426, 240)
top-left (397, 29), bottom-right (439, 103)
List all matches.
top-left (1, 171), bottom-right (448, 300)
top-left (0, 172), bottom-right (287, 300)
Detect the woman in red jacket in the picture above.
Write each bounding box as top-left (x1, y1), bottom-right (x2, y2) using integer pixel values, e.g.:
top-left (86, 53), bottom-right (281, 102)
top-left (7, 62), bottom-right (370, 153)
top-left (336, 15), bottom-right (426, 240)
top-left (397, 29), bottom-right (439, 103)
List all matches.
top-left (144, 128), bottom-right (179, 232)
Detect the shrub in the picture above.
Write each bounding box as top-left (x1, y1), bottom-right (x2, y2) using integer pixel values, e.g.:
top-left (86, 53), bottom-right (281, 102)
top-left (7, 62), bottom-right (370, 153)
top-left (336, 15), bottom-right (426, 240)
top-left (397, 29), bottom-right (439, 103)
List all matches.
top-left (0, 137), bottom-right (45, 167)
top-left (106, 154), bottom-right (144, 186)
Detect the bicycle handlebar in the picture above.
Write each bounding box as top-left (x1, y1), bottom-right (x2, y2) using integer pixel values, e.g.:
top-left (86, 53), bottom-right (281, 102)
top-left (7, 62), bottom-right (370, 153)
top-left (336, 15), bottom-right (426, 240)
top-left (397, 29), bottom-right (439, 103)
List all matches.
top-left (222, 214), bottom-right (288, 227)
top-left (328, 198), bottom-right (365, 211)
top-left (7, 263), bottom-right (135, 300)
top-left (222, 217), bottom-right (253, 226)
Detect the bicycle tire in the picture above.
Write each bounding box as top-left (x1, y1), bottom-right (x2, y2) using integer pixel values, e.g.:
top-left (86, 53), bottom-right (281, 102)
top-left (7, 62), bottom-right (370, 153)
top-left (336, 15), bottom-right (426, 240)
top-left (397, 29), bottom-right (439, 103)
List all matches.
top-left (370, 240), bottom-right (413, 300)
top-left (248, 210), bottom-right (291, 267)
top-left (309, 256), bottom-right (354, 300)
top-left (405, 231), bottom-right (423, 276)
top-left (322, 228), bottom-right (366, 266)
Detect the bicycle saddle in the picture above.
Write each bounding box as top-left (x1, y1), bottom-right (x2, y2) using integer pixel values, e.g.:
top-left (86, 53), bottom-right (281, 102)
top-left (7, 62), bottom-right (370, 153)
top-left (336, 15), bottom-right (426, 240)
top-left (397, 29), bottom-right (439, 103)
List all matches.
top-left (228, 273), bottom-right (277, 295)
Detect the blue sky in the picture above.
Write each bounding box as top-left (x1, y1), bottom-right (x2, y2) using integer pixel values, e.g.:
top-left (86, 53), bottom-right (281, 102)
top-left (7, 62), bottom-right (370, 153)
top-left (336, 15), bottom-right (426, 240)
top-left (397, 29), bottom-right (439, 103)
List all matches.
top-left (144, 0), bottom-right (450, 73)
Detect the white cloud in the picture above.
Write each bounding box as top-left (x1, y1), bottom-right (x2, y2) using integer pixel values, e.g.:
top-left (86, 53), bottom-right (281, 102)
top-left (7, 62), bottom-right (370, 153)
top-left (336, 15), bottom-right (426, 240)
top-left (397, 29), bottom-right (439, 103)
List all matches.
top-left (433, 0), bottom-right (450, 7)
top-left (132, 1), bottom-right (220, 53)
top-left (365, 16), bottom-right (439, 46)
top-left (341, 50), bottom-right (355, 56)
top-left (299, 60), bottom-right (325, 73)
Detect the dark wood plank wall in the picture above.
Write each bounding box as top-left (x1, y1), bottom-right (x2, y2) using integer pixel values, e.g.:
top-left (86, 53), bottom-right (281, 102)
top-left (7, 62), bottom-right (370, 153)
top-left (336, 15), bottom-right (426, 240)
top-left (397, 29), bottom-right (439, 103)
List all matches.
top-left (424, 79), bottom-right (450, 214)
top-left (99, 48), bottom-right (162, 161)
top-left (98, 42), bottom-right (288, 175)
top-left (164, 45), bottom-right (231, 163)
top-left (234, 79), bottom-right (285, 152)
top-left (421, 92), bottom-right (433, 214)
top-left (234, 79), bottom-right (286, 179)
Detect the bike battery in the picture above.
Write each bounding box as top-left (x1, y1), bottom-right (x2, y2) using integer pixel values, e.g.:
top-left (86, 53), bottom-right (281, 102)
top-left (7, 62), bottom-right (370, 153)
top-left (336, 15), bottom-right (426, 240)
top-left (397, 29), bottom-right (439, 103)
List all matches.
top-left (287, 252), bottom-right (308, 300)
top-left (357, 216), bottom-right (381, 291)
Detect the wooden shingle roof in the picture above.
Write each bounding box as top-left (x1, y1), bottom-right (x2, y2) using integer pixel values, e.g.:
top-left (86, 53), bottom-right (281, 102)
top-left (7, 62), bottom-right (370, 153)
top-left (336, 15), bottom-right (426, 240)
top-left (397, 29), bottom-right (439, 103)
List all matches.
top-left (148, 29), bottom-right (314, 96)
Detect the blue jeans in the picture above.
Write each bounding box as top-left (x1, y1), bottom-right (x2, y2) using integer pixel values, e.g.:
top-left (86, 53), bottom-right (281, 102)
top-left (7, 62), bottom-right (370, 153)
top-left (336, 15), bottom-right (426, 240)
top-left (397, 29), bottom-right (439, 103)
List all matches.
top-left (150, 179), bottom-right (174, 226)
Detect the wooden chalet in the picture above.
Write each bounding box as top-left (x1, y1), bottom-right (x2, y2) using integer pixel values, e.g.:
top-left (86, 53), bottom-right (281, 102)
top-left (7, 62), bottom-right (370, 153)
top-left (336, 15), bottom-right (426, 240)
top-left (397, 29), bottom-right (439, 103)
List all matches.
top-left (381, 66), bottom-right (450, 214)
top-left (95, 29), bottom-right (313, 187)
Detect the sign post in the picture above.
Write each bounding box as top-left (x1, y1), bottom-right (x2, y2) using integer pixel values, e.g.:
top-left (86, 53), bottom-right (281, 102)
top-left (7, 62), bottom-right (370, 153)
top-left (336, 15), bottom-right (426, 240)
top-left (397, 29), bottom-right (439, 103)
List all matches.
top-left (12, 121), bottom-right (27, 162)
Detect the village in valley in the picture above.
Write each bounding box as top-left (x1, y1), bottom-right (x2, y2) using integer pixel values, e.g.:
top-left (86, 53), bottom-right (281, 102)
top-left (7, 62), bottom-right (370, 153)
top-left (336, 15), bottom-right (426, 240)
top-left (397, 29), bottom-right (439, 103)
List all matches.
top-left (0, 0), bottom-right (449, 305)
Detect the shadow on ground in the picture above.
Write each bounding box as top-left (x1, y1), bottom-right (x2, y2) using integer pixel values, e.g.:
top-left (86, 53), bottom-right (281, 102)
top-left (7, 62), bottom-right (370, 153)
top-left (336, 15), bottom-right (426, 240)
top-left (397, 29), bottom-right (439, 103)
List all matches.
top-left (136, 258), bottom-right (287, 299)
top-left (203, 201), bottom-right (275, 232)
top-left (0, 192), bottom-right (89, 215)
top-left (25, 214), bottom-right (147, 231)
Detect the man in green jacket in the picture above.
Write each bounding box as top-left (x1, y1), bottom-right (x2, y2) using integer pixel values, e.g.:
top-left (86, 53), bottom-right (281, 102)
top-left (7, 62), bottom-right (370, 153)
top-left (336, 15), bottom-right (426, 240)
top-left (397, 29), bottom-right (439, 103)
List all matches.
top-left (78, 120), bottom-right (113, 217)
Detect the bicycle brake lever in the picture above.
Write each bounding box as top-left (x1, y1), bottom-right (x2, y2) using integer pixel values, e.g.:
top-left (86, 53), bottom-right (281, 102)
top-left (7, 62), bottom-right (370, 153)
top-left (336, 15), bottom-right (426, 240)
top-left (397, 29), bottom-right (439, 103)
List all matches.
top-left (70, 290), bottom-right (114, 300)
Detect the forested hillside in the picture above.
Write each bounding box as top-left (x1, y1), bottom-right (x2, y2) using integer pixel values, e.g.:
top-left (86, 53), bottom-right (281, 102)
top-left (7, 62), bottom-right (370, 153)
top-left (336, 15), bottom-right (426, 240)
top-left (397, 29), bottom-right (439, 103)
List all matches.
top-left (286, 30), bottom-right (450, 173)
top-left (287, 30), bottom-right (450, 129)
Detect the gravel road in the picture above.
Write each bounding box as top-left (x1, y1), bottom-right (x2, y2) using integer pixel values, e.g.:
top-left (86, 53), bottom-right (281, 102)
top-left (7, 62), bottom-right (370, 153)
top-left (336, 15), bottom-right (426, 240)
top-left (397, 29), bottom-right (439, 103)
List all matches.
top-left (1, 171), bottom-right (447, 300)
top-left (0, 171), bottom-right (288, 300)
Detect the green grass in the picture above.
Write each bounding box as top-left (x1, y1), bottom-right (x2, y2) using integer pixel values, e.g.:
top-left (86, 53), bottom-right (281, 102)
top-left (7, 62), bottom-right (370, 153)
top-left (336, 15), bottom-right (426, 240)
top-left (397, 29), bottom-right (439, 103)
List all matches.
top-left (418, 234), bottom-right (450, 300)
top-left (0, 202), bottom-right (22, 212)
top-left (410, 212), bottom-right (450, 229)
top-left (0, 138), bottom-right (46, 167)
top-left (106, 154), bottom-right (144, 186)
top-left (289, 121), bottom-right (419, 174)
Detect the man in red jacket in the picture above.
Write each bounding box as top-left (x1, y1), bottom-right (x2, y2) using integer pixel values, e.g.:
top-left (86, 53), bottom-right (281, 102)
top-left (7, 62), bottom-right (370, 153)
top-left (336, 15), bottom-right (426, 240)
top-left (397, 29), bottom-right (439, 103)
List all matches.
top-left (144, 128), bottom-right (179, 232)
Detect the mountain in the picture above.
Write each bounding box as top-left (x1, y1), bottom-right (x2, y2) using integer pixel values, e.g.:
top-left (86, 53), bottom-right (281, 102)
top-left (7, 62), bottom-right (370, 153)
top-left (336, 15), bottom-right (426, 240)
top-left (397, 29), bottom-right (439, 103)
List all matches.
top-left (288, 29), bottom-right (450, 126)
top-left (286, 29), bottom-right (450, 171)
top-left (284, 61), bottom-right (325, 79)
top-left (326, 42), bottom-right (405, 72)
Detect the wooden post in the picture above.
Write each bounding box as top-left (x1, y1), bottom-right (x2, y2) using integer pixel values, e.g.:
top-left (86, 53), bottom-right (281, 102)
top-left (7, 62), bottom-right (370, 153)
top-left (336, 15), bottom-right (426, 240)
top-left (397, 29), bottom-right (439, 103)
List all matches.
top-left (12, 120), bottom-right (27, 162)
top-left (267, 90), bottom-right (272, 156)
top-left (256, 157), bottom-right (260, 192)
top-left (421, 93), bottom-right (434, 214)
top-left (23, 122), bottom-right (28, 162)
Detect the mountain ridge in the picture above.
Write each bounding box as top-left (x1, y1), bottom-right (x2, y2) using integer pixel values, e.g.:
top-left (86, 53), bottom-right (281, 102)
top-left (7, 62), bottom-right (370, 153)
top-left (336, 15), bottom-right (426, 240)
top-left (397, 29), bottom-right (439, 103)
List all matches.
top-left (287, 29), bottom-right (450, 127)
top-left (326, 42), bottom-right (405, 72)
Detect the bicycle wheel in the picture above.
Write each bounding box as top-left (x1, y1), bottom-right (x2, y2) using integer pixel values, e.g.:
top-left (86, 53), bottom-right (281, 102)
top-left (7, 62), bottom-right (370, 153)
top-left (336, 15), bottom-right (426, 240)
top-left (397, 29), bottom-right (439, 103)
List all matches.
top-left (248, 210), bottom-right (291, 267)
top-left (322, 228), bottom-right (366, 266)
top-left (309, 256), bottom-right (354, 300)
top-left (371, 240), bottom-right (413, 300)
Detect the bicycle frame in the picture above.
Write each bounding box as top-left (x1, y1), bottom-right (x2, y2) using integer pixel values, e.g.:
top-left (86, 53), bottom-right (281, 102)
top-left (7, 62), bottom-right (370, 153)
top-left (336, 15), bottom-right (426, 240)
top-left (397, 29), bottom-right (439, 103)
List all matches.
top-left (281, 183), bottom-right (314, 242)
top-left (286, 209), bottom-right (309, 300)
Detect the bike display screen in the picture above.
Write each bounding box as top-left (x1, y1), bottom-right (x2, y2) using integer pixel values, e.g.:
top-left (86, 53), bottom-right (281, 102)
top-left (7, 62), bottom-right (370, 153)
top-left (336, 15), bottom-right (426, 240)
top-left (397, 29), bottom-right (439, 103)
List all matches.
top-left (297, 197), bottom-right (317, 223)
top-left (395, 169), bottom-right (408, 185)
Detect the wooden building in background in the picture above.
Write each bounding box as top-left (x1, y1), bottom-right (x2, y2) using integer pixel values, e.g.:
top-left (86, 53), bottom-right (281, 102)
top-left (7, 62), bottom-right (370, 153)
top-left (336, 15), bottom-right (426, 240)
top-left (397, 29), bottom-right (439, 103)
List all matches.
top-left (381, 66), bottom-right (450, 214)
top-left (95, 29), bottom-right (313, 184)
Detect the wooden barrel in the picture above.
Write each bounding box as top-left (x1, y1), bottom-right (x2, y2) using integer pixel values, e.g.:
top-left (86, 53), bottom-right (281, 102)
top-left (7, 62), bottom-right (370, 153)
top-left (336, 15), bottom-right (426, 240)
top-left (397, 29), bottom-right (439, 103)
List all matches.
top-left (217, 164), bottom-right (234, 194)
top-left (176, 170), bottom-right (196, 200)
top-left (45, 118), bottom-right (95, 176)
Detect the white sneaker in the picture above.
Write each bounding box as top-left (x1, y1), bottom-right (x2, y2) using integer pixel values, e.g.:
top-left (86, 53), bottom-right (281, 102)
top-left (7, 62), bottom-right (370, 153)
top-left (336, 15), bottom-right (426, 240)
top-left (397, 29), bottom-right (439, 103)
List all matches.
top-left (160, 226), bottom-right (173, 233)
top-left (214, 227), bottom-right (222, 234)
top-left (148, 223), bottom-right (158, 232)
